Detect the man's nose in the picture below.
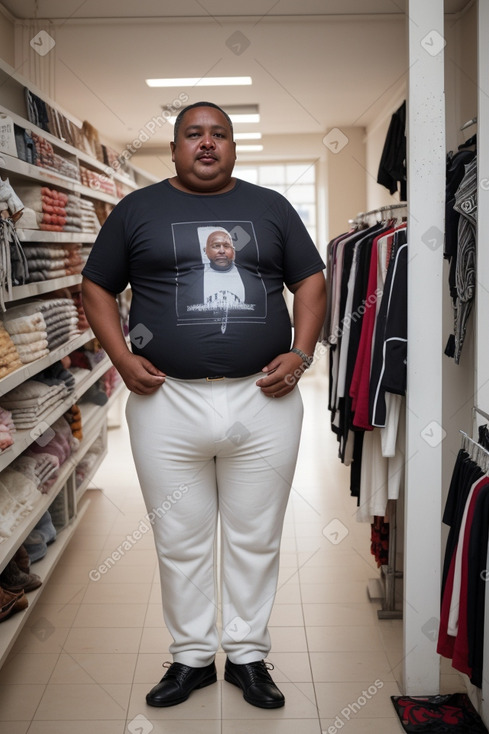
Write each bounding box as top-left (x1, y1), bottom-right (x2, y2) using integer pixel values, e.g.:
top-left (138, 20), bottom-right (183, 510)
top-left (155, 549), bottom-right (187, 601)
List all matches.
top-left (201, 133), bottom-right (215, 147)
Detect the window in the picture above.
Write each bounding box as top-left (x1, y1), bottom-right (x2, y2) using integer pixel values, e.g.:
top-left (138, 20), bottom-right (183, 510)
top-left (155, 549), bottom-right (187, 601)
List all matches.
top-left (234, 161), bottom-right (317, 242)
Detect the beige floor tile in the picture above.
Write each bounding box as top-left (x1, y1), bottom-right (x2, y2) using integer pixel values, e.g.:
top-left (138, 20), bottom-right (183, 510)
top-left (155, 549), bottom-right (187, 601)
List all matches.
top-left (86, 562), bottom-right (155, 585)
top-left (221, 680), bottom-right (319, 719)
top-left (269, 603), bottom-right (304, 626)
top-left (0, 724), bottom-right (30, 734)
top-left (128, 681), bottom-right (221, 720)
top-left (440, 673), bottom-right (467, 694)
top-left (303, 603), bottom-right (379, 627)
top-left (274, 582), bottom-right (302, 604)
top-left (49, 652), bottom-right (137, 685)
top-left (269, 626), bottom-right (308, 652)
top-left (309, 651), bottom-right (396, 682)
top-left (34, 582), bottom-right (87, 606)
top-left (131, 720), bottom-right (222, 734)
top-left (27, 722), bottom-right (126, 734)
top-left (133, 653), bottom-right (167, 684)
top-left (101, 532), bottom-right (156, 551)
top-left (299, 564), bottom-right (375, 583)
top-left (81, 581), bottom-right (152, 605)
top-left (306, 626), bottom-right (384, 652)
top-left (34, 683), bottom-right (130, 720)
top-left (72, 602), bottom-right (147, 628)
top-left (25, 602), bottom-right (80, 630)
top-left (321, 717), bottom-right (404, 733)
top-left (265, 651), bottom-right (313, 682)
top-left (10, 626), bottom-right (70, 655)
top-left (63, 626), bottom-right (142, 654)
top-left (314, 681), bottom-right (402, 719)
top-left (0, 684), bottom-right (46, 720)
top-left (222, 720), bottom-right (322, 734)
top-left (0, 652), bottom-right (58, 685)
top-left (138, 627), bottom-right (175, 654)
top-left (53, 548), bottom-right (101, 568)
top-left (144, 603), bottom-right (165, 627)
top-left (47, 563), bottom-right (97, 585)
top-left (301, 581), bottom-right (371, 604)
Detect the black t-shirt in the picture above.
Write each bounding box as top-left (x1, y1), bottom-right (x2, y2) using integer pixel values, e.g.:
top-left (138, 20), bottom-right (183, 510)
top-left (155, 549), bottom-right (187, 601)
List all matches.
top-left (82, 178), bottom-right (325, 378)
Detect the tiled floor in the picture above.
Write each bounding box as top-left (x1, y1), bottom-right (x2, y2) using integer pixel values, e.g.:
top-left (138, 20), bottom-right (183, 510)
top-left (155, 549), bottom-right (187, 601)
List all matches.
top-left (0, 363), bottom-right (463, 732)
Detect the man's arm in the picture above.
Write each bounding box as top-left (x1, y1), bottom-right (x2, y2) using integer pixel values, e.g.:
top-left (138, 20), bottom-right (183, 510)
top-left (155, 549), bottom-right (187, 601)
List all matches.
top-left (256, 270), bottom-right (327, 398)
top-left (81, 277), bottom-right (166, 395)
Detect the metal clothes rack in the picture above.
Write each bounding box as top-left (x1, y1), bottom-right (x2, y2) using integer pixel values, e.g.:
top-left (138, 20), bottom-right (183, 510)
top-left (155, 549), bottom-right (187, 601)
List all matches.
top-left (354, 203), bottom-right (407, 619)
top-left (460, 429), bottom-right (489, 471)
top-left (460, 116), bottom-right (477, 131)
top-left (367, 500), bottom-right (403, 619)
top-left (355, 201), bottom-right (408, 225)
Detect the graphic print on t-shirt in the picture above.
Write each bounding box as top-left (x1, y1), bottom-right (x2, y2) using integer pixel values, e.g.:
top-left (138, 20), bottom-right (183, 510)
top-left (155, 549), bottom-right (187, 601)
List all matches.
top-left (172, 220), bottom-right (267, 333)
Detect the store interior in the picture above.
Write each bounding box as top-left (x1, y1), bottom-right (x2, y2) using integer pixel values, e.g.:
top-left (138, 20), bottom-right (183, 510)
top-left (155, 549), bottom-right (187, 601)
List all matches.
top-left (0, 1), bottom-right (487, 732)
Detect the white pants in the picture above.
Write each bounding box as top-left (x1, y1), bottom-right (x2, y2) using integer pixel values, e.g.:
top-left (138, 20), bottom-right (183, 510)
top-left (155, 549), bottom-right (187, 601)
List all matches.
top-left (125, 374), bottom-right (303, 667)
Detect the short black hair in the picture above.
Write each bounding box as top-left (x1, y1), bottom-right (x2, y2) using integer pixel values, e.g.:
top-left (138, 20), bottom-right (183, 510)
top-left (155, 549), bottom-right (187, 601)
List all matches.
top-left (173, 102), bottom-right (234, 142)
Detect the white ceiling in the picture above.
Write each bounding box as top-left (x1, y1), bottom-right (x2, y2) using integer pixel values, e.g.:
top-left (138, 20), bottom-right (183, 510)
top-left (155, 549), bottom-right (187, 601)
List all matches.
top-left (0, 0), bottom-right (474, 154)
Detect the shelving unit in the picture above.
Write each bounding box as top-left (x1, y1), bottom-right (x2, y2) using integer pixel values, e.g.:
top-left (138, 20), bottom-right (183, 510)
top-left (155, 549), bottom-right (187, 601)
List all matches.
top-left (0, 56), bottom-right (152, 661)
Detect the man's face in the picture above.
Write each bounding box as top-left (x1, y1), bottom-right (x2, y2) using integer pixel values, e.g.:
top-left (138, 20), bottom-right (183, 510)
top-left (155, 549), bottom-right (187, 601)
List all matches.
top-left (170, 106), bottom-right (236, 194)
top-left (206, 231), bottom-right (235, 270)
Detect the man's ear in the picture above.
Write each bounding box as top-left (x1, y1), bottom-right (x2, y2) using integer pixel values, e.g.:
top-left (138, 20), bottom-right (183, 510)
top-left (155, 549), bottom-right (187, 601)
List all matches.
top-left (170, 141), bottom-right (176, 162)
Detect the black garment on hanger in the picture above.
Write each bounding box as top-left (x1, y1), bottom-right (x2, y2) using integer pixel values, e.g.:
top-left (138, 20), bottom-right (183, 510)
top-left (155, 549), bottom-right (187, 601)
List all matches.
top-left (377, 101), bottom-right (407, 201)
top-left (441, 449), bottom-right (484, 596)
top-left (467, 485), bottom-right (489, 687)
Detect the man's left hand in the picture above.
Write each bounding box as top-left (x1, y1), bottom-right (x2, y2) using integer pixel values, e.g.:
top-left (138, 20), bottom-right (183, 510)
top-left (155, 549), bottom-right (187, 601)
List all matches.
top-left (256, 351), bottom-right (310, 398)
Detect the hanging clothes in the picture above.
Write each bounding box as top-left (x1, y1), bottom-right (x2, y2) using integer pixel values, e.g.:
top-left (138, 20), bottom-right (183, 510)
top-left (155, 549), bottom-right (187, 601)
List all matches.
top-left (437, 439), bottom-right (489, 688)
top-left (323, 211), bottom-right (407, 522)
top-left (377, 101), bottom-right (407, 201)
top-left (444, 150), bottom-right (477, 364)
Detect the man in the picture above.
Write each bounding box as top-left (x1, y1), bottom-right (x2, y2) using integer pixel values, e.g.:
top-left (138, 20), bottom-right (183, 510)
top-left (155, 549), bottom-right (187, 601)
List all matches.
top-left (181, 227), bottom-right (259, 332)
top-left (82, 101), bottom-right (326, 709)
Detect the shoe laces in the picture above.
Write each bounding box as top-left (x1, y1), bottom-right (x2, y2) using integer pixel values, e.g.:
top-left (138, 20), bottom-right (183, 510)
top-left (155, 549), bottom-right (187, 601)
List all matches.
top-left (244, 660), bottom-right (275, 685)
top-left (161, 661), bottom-right (190, 683)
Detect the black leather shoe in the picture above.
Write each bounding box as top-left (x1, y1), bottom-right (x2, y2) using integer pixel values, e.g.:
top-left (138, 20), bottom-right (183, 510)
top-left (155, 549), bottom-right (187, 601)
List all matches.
top-left (146, 661), bottom-right (217, 707)
top-left (224, 658), bottom-right (285, 708)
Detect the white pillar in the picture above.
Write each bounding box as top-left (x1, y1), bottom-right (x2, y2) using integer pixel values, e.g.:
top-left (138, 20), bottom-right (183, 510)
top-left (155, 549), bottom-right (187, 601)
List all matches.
top-left (404, 0), bottom-right (445, 694)
top-left (478, 0), bottom-right (489, 724)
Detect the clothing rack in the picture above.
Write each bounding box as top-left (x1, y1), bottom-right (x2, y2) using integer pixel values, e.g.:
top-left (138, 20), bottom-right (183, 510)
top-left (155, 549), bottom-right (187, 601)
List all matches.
top-left (460, 429), bottom-right (489, 472)
top-left (460, 116), bottom-right (477, 131)
top-left (367, 500), bottom-right (403, 619)
top-left (353, 201), bottom-right (408, 225)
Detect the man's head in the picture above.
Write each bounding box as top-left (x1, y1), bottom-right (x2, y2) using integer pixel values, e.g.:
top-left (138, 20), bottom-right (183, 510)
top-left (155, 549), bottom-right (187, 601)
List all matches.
top-left (170, 102), bottom-right (236, 194)
top-left (173, 102), bottom-right (233, 143)
top-left (205, 229), bottom-right (235, 271)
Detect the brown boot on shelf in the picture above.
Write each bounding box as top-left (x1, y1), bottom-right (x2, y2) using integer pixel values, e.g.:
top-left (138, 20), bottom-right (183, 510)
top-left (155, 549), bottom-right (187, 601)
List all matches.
top-left (0, 587), bottom-right (28, 622)
top-left (0, 559), bottom-right (42, 593)
top-left (12, 545), bottom-right (31, 574)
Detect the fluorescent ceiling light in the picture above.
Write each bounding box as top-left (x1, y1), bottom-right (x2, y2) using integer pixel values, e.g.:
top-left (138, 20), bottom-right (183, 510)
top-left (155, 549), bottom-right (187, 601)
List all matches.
top-left (236, 145), bottom-right (264, 152)
top-left (234, 132), bottom-right (262, 140)
top-left (147, 76), bottom-right (252, 87)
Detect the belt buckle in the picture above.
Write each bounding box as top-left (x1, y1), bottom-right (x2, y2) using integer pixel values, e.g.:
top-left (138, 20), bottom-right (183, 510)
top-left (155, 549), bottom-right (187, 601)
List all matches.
top-left (206, 376), bottom-right (225, 381)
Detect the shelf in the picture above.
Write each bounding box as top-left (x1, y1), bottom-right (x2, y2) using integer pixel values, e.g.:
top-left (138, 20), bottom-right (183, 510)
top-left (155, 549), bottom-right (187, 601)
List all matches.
top-left (0, 150), bottom-right (82, 191)
top-left (0, 496), bottom-right (90, 667)
top-left (0, 328), bottom-right (95, 398)
top-left (0, 96), bottom-right (142, 191)
top-left (0, 151), bottom-right (120, 206)
top-left (0, 375), bottom-right (119, 573)
top-left (0, 355), bottom-right (113, 473)
top-left (16, 230), bottom-right (97, 244)
top-left (9, 275), bottom-right (82, 302)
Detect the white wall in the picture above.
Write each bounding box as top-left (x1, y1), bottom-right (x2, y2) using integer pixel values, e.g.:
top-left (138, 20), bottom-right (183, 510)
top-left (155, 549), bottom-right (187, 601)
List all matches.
top-left (0, 7), bottom-right (14, 66)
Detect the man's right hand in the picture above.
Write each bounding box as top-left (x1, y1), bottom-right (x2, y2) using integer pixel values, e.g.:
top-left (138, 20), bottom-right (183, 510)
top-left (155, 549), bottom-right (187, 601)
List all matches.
top-left (114, 352), bottom-right (166, 395)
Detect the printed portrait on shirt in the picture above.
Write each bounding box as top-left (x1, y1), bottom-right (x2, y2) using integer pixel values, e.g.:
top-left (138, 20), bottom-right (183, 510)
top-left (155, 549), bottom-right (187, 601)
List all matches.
top-left (172, 220), bottom-right (267, 332)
